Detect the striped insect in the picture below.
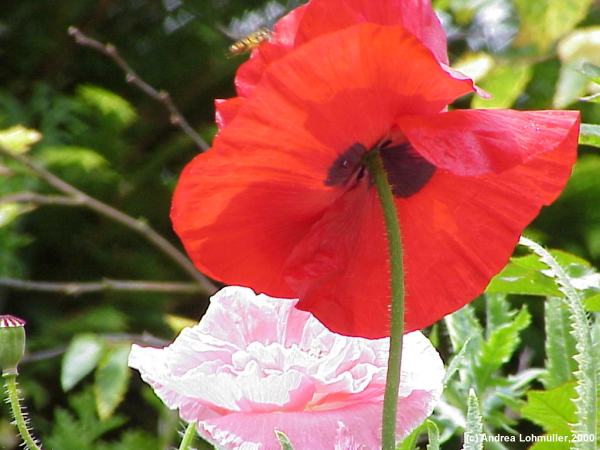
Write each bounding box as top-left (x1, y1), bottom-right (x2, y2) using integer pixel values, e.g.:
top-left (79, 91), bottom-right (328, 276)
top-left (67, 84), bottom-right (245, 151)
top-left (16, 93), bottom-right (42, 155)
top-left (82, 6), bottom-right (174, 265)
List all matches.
top-left (227, 27), bottom-right (272, 57)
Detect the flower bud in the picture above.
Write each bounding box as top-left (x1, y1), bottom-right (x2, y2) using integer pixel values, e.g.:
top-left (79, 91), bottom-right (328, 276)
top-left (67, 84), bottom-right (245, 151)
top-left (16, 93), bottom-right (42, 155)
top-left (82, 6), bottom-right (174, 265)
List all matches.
top-left (0, 315), bottom-right (26, 374)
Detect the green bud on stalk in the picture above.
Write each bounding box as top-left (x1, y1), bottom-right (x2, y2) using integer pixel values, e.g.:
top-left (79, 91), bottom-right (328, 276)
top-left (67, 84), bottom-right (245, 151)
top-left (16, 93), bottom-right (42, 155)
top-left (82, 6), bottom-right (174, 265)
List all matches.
top-left (0, 315), bottom-right (26, 375)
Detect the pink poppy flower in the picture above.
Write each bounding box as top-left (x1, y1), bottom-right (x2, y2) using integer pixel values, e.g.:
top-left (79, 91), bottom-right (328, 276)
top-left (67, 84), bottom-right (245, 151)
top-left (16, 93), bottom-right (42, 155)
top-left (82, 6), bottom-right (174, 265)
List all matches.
top-left (129, 286), bottom-right (444, 449)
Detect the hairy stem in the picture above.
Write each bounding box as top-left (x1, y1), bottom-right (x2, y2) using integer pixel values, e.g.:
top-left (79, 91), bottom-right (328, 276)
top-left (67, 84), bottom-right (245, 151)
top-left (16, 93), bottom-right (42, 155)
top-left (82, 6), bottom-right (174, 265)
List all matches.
top-left (365, 151), bottom-right (405, 450)
top-left (178, 421), bottom-right (197, 450)
top-left (3, 372), bottom-right (43, 450)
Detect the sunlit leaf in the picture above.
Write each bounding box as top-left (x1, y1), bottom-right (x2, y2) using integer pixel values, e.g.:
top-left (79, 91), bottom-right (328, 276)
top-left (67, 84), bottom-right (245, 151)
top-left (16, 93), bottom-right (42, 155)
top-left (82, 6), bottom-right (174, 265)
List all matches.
top-left (513, 0), bottom-right (593, 52)
top-left (396, 421), bottom-right (426, 450)
top-left (472, 64), bottom-right (532, 109)
top-left (522, 382), bottom-right (576, 435)
top-left (426, 420), bottom-right (440, 450)
top-left (0, 203), bottom-right (33, 228)
top-left (558, 27), bottom-right (600, 66)
top-left (94, 344), bottom-right (131, 420)
top-left (579, 62), bottom-right (600, 84)
top-left (554, 62), bottom-right (588, 108)
top-left (275, 430), bottom-right (294, 450)
top-left (579, 124), bottom-right (600, 148)
top-left (583, 294), bottom-right (600, 313)
top-left (486, 255), bottom-right (561, 297)
top-left (61, 334), bottom-right (105, 391)
top-left (76, 84), bottom-right (136, 128)
top-left (452, 52), bottom-right (494, 83)
top-left (38, 146), bottom-right (109, 172)
top-left (443, 338), bottom-right (471, 387)
top-left (475, 307), bottom-right (531, 390)
top-left (0, 125), bottom-right (42, 154)
top-left (556, 28), bottom-right (600, 106)
top-left (164, 314), bottom-right (197, 334)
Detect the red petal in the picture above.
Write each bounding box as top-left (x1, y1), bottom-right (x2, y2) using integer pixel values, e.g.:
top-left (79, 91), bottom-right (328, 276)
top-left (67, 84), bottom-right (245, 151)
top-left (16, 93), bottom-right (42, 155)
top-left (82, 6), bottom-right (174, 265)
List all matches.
top-left (172, 149), bottom-right (338, 297)
top-left (215, 98), bottom-right (245, 132)
top-left (399, 118), bottom-right (579, 332)
top-left (297, 0), bottom-right (448, 63)
top-left (284, 183), bottom-right (392, 337)
top-left (236, 0), bottom-right (449, 96)
top-left (397, 110), bottom-right (580, 175)
top-left (287, 118), bottom-right (578, 337)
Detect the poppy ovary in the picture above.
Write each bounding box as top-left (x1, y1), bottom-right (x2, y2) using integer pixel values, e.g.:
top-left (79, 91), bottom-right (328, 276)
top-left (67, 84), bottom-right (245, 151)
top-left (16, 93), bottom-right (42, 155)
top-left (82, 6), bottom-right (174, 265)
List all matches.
top-left (325, 139), bottom-right (436, 198)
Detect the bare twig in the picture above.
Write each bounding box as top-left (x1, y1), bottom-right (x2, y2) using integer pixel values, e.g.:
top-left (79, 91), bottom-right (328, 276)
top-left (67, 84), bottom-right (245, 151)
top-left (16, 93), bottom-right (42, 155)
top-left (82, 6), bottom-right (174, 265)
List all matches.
top-left (0, 192), bottom-right (84, 207)
top-left (0, 145), bottom-right (218, 293)
top-left (22, 332), bottom-right (171, 364)
top-left (68, 26), bottom-right (209, 151)
top-left (0, 278), bottom-right (204, 296)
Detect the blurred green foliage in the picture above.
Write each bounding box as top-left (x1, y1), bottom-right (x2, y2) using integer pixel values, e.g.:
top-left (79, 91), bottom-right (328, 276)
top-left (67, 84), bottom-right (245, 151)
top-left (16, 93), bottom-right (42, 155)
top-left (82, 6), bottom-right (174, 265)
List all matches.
top-left (0, 0), bottom-right (599, 449)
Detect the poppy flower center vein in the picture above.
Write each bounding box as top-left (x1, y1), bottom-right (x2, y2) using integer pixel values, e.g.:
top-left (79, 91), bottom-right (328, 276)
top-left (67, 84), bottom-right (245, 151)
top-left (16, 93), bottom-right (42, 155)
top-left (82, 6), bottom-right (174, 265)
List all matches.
top-left (324, 141), bottom-right (436, 197)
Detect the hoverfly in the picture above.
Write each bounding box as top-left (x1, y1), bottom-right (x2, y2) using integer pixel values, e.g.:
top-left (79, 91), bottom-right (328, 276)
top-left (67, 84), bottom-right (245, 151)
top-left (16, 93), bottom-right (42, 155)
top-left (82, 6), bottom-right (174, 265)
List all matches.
top-left (227, 28), bottom-right (272, 57)
top-left (221, 1), bottom-right (302, 58)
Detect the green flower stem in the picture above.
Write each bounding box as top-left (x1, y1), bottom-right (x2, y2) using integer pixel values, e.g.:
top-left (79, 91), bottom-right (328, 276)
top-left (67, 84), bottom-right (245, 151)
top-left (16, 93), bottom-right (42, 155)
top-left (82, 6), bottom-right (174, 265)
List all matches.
top-left (365, 150), bottom-right (405, 450)
top-left (2, 372), bottom-right (43, 450)
top-left (178, 421), bottom-right (197, 450)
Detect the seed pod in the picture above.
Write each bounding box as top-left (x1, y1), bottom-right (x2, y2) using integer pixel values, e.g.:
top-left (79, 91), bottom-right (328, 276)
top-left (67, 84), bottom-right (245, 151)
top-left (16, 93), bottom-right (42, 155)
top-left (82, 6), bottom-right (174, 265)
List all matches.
top-left (0, 315), bottom-right (26, 374)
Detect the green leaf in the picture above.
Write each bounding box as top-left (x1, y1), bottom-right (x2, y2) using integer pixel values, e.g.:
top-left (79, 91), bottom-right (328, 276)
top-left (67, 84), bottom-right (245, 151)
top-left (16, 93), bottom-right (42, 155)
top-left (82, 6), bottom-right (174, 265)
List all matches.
top-left (475, 307), bottom-right (531, 390)
top-left (462, 390), bottom-right (483, 450)
top-left (426, 420), bottom-right (440, 450)
top-left (472, 64), bottom-right (533, 109)
top-left (486, 254), bottom-right (561, 297)
top-left (0, 203), bottom-right (33, 228)
top-left (583, 294), bottom-right (600, 312)
top-left (61, 334), bottom-right (105, 391)
top-left (452, 52), bottom-right (494, 83)
top-left (443, 338), bottom-right (471, 387)
top-left (444, 306), bottom-right (482, 385)
top-left (275, 430), bottom-right (294, 450)
top-left (521, 382), bottom-right (576, 435)
top-left (513, 0), bottom-right (593, 52)
top-left (94, 344), bottom-right (131, 420)
top-left (76, 84), bottom-right (136, 128)
top-left (579, 124), bottom-right (600, 148)
top-left (396, 421), bottom-right (426, 450)
top-left (543, 297), bottom-right (577, 389)
top-left (580, 92), bottom-right (600, 103)
top-left (445, 305), bottom-right (483, 353)
top-left (485, 294), bottom-right (514, 336)
top-left (38, 146), bottom-right (110, 173)
top-left (579, 62), bottom-right (600, 84)
top-left (487, 250), bottom-right (599, 298)
top-left (554, 62), bottom-right (588, 108)
top-left (0, 125), bottom-right (41, 154)
top-left (558, 27), bottom-right (600, 65)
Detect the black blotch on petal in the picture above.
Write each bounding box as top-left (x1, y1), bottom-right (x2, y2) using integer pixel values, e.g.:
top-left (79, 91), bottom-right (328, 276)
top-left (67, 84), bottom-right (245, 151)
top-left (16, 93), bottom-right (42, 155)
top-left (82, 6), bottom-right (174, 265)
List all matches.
top-left (325, 143), bottom-right (367, 187)
top-left (379, 143), bottom-right (436, 198)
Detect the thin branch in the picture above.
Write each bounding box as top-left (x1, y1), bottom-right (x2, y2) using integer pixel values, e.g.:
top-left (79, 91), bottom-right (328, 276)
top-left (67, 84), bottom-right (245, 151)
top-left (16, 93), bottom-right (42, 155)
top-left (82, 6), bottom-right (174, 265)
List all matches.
top-left (0, 278), bottom-right (205, 296)
top-left (0, 192), bottom-right (84, 207)
top-left (68, 26), bottom-right (209, 151)
top-left (0, 145), bottom-right (218, 293)
top-left (22, 332), bottom-right (171, 364)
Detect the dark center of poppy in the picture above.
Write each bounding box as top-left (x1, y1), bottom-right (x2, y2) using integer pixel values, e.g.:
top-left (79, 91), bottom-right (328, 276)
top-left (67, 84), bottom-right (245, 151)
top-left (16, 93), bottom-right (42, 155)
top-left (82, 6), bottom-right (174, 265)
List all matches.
top-left (324, 141), bottom-right (435, 198)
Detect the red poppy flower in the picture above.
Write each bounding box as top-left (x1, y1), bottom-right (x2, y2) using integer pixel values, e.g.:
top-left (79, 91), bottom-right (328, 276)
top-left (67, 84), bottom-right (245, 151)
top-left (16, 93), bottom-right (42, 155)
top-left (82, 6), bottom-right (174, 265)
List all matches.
top-left (172, 0), bottom-right (579, 338)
